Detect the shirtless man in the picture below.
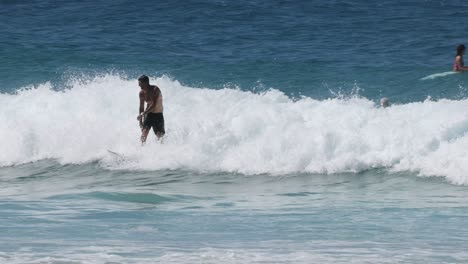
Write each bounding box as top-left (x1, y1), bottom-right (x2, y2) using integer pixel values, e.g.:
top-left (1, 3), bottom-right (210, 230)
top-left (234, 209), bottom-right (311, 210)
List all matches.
top-left (137, 75), bottom-right (165, 144)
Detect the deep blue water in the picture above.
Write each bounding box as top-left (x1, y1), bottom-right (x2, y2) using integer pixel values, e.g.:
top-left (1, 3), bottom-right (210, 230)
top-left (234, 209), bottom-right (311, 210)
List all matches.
top-left (1, 1), bottom-right (468, 263)
top-left (2, 0), bottom-right (468, 100)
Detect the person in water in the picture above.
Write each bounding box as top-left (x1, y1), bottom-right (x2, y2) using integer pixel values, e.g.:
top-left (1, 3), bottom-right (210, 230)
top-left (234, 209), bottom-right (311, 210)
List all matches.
top-left (453, 44), bottom-right (468, 72)
top-left (380, 97), bottom-right (389, 108)
top-left (137, 75), bottom-right (165, 144)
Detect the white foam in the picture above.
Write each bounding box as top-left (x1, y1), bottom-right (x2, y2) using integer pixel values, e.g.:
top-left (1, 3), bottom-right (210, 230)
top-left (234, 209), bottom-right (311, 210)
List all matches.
top-left (2, 242), bottom-right (466, 264)
top-left (1, 74), bottom-right (468, 184)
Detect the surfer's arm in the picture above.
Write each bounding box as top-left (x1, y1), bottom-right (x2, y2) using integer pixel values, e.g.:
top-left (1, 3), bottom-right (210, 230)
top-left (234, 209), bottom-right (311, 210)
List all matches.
top-left (137, 92), bottom-right (145, 122)
top-left (143, 102), bottom-right (154, 115)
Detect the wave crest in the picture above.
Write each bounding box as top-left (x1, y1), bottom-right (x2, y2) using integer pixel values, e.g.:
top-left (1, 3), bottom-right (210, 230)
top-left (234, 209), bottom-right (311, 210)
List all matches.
top-left (1, 74), bottom-right (467, 184)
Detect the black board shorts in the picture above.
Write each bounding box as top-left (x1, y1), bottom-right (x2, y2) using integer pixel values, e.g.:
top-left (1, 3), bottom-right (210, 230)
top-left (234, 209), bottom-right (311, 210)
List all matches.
top-left (143, 112), bottom-right (165, 135)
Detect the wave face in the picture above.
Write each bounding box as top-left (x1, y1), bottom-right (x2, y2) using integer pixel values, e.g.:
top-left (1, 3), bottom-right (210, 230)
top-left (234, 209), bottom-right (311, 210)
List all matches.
top-left (1, 74), bottom-right (467, 184)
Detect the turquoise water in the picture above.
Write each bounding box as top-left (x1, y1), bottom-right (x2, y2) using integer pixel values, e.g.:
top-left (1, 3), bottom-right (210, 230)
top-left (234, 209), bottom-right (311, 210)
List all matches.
top-left (2, 161), bottom-right (468, 263)
top-left (1, 1), bottom-right (468, 263)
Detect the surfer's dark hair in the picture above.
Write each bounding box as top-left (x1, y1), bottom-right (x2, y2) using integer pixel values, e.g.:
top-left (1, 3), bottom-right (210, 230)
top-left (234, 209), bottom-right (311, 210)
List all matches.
top-left (138, 75), bottom-right (149, 83)
top-left (457, 44), bottom-right (466, 56)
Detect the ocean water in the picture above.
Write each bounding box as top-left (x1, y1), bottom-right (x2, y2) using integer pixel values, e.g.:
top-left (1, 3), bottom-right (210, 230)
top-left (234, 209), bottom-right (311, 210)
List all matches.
top-left (1, 1), bottom-right (468, 263)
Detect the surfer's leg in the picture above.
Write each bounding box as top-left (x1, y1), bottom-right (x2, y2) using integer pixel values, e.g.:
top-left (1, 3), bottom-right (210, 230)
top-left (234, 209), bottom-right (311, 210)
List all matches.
top-left (156, 132), bottom-right (164, 143)
top-left (141, 113), bottom-right (154, 145)
top-left (153, 113), bottom-right (165, 142)
top-left (141, 128), bottom-right (150, 145)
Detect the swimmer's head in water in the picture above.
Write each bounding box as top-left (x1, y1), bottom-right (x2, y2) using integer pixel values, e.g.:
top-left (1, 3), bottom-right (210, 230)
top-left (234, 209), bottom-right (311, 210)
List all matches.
top-left (380, 97), bottom-right (389, 108)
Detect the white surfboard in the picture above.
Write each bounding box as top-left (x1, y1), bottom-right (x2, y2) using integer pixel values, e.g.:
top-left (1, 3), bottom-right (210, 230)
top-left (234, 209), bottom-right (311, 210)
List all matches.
top-left (420, 71), bottom-right (457, 80)
top-left (107, 150), bottom-right (126, 161)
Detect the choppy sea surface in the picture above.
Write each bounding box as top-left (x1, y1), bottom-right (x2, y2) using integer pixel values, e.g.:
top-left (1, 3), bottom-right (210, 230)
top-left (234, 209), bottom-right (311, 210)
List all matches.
top-left (1, 1), bottom-right (468, 263)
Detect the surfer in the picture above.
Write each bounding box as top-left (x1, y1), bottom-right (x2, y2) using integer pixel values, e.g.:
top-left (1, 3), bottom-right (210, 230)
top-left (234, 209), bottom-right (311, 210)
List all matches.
top-left (137, 75), bottom-right (165, 144)
top-left (453, 44), bottom-right (468, 72)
